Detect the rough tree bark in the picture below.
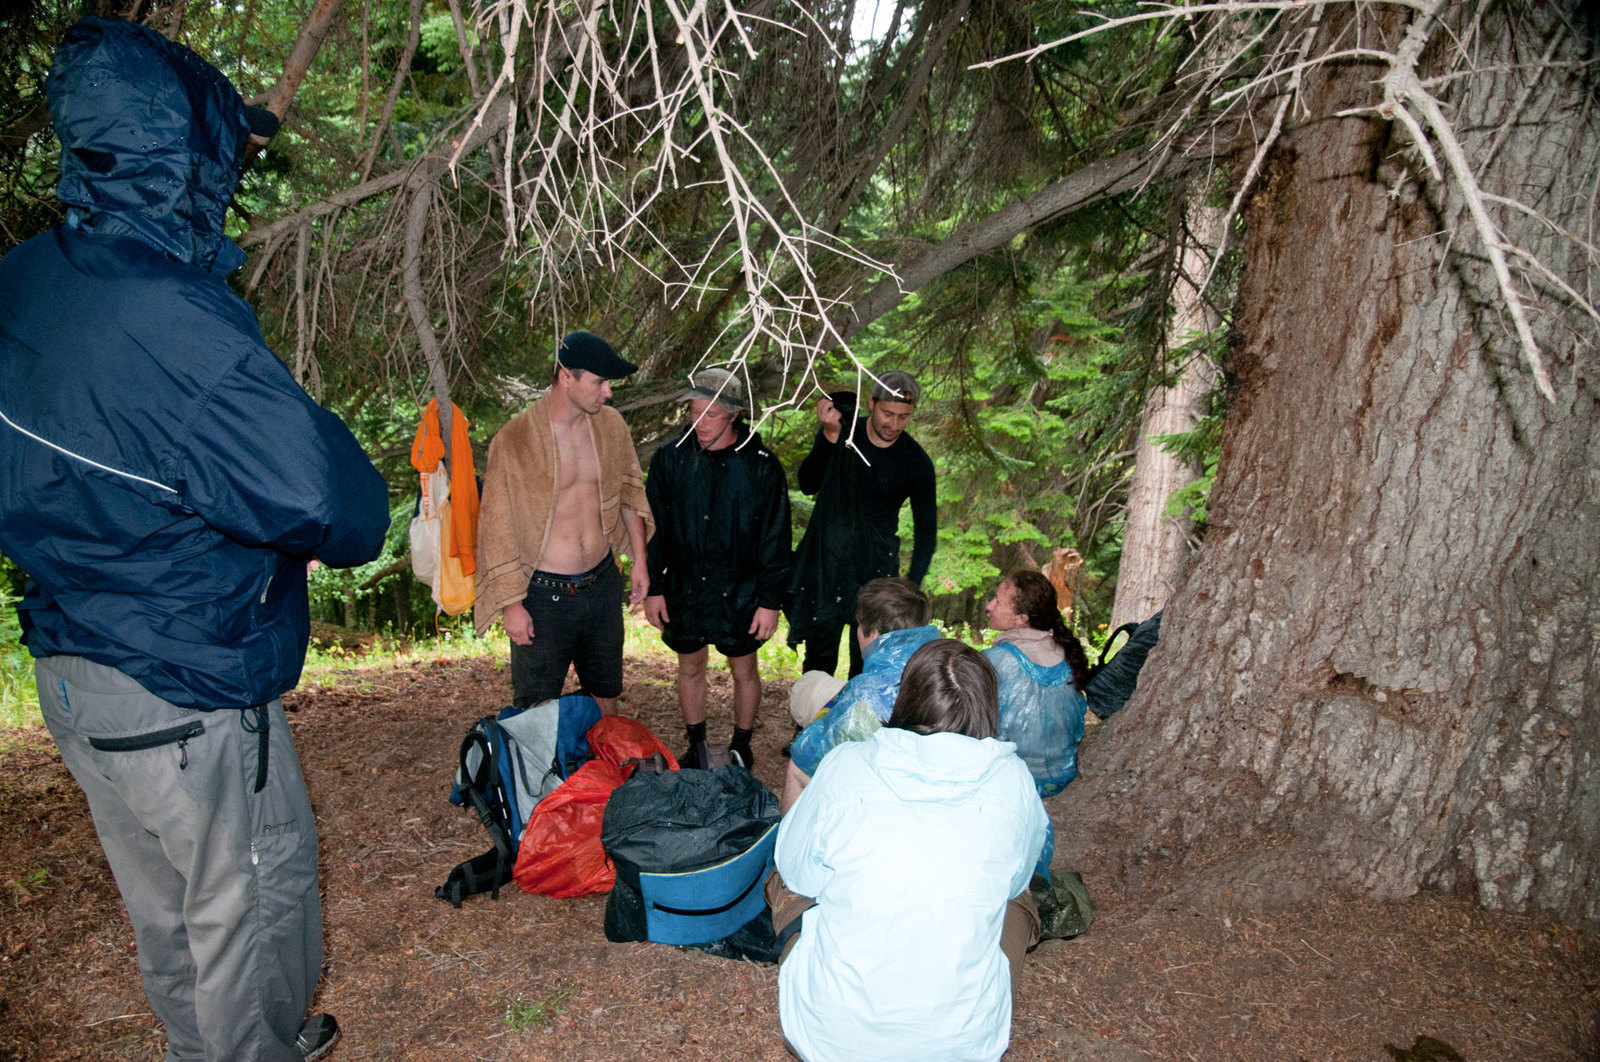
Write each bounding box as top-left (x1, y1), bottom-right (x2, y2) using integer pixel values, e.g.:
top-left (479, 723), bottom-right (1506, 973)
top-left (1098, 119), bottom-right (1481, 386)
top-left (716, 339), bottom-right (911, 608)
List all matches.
top-left (1110, 198), bottom-right (1221, 630)
top-left (1061, 5), bottom-right (1599, 923)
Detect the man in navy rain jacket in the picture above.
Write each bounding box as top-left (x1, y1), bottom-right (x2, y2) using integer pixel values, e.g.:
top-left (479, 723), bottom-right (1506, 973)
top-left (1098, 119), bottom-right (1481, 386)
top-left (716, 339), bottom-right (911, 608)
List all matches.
top-left (0, 18), bottom-right (389, 1062)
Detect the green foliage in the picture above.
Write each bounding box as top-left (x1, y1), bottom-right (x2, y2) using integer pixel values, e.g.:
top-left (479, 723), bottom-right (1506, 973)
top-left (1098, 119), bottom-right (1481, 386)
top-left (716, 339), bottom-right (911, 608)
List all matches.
top-left (301, 616), bottom-right (506, 685)
top-left (0, 561), bottom-right (39, 728)
top-left (0, 0), bottom-right (1230, 657)
top-left (306, 496), bottom-right (411, 626)
top-left (0, 0), bottom-right (72, 253)
top-left (502, 980), bottom-right (573, 1030)
top-left (1151, 327), bottom-right (1228, 529)
top-left (418, 13), bottom-right (476, 76)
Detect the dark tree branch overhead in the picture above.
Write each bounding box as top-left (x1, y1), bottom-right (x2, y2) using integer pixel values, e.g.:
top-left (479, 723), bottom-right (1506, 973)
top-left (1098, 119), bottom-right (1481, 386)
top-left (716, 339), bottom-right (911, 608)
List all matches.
top-left (843, 141), bottom-right (1197, 339)
top-left (237, 96), bottom-right (515, 250)
top-left (257, 0), bottom-right (342, 122)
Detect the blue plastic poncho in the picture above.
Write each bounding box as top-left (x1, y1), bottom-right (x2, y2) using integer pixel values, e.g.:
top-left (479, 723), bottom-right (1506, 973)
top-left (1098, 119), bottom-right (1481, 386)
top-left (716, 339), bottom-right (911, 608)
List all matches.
top-left (788, 624), bottom-right (941, 776)
top-left (984, 642), bottom-right (1086, 798)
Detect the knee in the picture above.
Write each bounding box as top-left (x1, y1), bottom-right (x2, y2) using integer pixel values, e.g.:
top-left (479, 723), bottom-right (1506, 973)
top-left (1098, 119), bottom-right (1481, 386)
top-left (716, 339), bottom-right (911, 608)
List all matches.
top-left (677, 649), bottom-right (710, 681)
top-left (728, 654), bottom-right (760, 687)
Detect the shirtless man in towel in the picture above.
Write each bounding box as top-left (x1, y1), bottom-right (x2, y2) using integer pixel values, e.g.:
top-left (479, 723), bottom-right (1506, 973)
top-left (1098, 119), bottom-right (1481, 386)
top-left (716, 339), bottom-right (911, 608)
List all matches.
top-left (475, 332), bottom-right (653, 713)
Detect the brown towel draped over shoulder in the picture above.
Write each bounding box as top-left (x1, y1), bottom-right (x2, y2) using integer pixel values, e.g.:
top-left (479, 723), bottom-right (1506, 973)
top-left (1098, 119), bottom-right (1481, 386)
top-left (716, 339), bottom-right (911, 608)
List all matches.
top-left (473, 393), bottom-right (653, 635)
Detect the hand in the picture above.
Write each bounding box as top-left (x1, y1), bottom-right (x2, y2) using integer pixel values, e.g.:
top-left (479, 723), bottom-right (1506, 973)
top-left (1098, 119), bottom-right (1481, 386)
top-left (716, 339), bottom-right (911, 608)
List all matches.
top-left (817, 397), bottom-right (843, 443)
top-left (645, 595), bottom-right (670, 630)
top-left (629, 566), bottom-right (650, 607)
top-left (749, 606), bottom-right (780, 641)
top-left (503, 601), bottom-right (534, 646)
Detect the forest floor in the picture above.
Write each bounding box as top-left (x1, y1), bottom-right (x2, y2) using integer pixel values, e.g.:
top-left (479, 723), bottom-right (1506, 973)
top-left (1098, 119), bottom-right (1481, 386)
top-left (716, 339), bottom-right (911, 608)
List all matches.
top-left (1, 644), bottom-right (1596, 1062)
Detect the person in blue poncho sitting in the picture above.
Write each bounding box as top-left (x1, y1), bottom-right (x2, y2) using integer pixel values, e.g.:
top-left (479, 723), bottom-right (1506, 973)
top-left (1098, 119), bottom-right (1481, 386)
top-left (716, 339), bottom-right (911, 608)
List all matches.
top-left (767, 639), bottom-right (1047, 1062)
top-left (781, 577), bottom-right (939, 811)
top-left (983, 570), bottom-right (1091, 797)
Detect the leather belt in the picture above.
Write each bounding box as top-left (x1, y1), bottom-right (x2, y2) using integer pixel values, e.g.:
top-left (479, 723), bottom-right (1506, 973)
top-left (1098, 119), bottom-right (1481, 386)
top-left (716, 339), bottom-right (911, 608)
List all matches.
top-left (529, 567), bottom-right (606, 594)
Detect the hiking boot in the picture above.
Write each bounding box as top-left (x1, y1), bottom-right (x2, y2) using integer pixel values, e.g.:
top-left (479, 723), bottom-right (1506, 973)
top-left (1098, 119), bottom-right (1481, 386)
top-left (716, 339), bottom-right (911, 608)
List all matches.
top-left (780, 723), bottom-right (802, 759)
top-left (679, 740), bottom-right (707, 770)
top-left (729, 740), bottom-right (753, 769)
top-left (296, 1013), bottom-right (340, 1061)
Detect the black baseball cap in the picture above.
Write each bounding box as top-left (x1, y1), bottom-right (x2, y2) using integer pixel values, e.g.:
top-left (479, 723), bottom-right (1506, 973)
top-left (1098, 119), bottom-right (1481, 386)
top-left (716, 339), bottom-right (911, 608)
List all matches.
top-left (555, 331), bottom-right (637, 379)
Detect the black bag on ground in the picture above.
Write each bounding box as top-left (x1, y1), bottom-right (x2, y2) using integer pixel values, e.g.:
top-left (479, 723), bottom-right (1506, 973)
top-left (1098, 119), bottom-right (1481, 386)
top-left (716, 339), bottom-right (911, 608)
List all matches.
top-left (602, 765), bottom-right (781, 959)
top-left (1083, 611), bottom-right (1162, 719)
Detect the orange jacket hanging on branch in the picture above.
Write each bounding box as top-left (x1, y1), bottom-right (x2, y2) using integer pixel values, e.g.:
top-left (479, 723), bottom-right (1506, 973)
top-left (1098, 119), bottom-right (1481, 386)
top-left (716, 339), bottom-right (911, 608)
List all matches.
top-left (409, 399), bottom-right (480, 614)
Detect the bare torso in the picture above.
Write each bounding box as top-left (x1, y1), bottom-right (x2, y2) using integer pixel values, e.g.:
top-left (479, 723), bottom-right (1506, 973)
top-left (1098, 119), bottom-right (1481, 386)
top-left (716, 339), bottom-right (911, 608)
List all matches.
top-left (536, 412), bottom-right (610, 574)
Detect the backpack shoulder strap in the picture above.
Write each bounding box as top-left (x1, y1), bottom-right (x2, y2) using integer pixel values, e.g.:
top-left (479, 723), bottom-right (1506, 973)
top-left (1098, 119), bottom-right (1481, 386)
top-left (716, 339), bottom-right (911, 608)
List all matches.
top-left (459, 722), bottom-right (515, 899)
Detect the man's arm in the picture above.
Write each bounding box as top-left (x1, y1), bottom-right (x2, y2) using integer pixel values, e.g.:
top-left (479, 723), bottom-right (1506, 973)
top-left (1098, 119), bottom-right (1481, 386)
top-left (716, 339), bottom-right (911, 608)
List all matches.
top-left (179, 343), bottom-right (388, 567)
top-left (795, 397), bottom-right (844, 495)
top-left (754, 453), bottom-right (792, 610)
top-left (643, 446), bottom-right (672, 628)
top-left (622, 505), bottom-right (649, 605)
top-left (779, 760), bottom-right (812, 814)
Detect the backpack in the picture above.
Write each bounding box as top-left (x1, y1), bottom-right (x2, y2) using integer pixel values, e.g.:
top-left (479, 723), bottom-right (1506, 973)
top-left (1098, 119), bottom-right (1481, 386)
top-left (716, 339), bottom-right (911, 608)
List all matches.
top-left (1083, 611), bottom-right (1162, 719)
top-left (435, 695), bottom-right (602, 907)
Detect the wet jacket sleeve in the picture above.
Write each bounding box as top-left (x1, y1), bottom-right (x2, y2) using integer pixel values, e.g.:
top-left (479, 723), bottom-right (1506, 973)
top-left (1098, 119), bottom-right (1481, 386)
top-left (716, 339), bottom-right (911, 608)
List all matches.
top-left (176, 341), bottom-right (389, 568)
top-left (644, 444), bottom-right (672, 596)
top-left (905, 448), bottom-right (937, 584)
top-left (787, 673), bottom-right (876, 776)
top-left (755, 454), bottom-right (792, 609)
top-left (774, 758), bottom-right (836, 898)
top-left (795, 427), bottom-right (835, 496)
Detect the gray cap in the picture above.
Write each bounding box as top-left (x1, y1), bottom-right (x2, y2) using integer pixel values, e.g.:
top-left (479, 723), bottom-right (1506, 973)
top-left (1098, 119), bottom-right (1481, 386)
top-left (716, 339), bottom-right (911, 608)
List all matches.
top-left (678, 367), bottom-right (747, 413)
top-left (870, 370), bottom-right (920, 405)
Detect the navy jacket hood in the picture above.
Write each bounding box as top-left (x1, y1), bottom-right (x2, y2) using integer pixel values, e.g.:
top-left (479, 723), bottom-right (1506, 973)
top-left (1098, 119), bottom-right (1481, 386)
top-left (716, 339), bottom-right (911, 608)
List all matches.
top-left (48, 17), bottom-right (250, 276)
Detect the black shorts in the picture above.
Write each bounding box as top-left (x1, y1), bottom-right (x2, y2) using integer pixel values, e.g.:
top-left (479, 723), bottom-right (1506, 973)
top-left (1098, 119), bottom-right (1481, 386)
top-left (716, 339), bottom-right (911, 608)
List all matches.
top-left (661, 620), bottom-right (764, 661)
top-left (508, 556), bottom-right (625, 705)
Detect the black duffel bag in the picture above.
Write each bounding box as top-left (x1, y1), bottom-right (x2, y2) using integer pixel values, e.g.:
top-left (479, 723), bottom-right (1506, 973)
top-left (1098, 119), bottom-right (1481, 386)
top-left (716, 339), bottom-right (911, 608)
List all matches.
top-left (602, 765), bottom-right (781, 960)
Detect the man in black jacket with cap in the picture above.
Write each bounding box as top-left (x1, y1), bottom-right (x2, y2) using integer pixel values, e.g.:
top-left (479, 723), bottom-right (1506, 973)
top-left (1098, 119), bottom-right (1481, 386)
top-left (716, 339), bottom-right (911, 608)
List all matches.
top-left (787, 371), bottom-right (936, 678)
top-left (644, 368), bottom-right (790, 767)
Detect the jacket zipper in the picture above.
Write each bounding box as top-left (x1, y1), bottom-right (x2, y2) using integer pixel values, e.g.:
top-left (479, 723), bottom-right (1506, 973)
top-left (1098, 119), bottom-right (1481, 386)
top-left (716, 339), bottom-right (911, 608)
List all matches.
top-left (89, 720), bottom-right (206, 769)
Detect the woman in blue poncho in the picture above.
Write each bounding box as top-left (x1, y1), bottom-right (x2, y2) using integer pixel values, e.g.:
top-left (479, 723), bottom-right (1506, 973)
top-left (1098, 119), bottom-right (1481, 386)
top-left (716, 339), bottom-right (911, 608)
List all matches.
top-left (983, 570), bottom-right (1091, 797)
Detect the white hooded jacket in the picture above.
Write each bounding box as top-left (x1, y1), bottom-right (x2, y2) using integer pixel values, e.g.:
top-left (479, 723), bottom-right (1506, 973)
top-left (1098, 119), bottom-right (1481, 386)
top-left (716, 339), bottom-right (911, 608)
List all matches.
top-left (775, 725), bottom-right (1049, 1062)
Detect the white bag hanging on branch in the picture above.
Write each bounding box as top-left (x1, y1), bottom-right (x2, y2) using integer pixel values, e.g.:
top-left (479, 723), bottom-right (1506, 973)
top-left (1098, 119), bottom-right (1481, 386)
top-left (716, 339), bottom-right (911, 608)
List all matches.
top-left (410, 462), bottom-right (449, 589)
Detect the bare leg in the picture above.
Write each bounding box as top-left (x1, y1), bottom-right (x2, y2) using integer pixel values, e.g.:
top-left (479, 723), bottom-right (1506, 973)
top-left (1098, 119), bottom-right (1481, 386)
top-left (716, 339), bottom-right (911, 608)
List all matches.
top-left (727, 651), bottom-right (761, 730)
top-left (677, 646), bottom-right (710, 725)
top-left (999, 889), bottom-right (1043, 993)
top-left (591, 695), bottom-right (618, 715)
top-left (780, 760), bottom-right (811, 813)
top-left (763, 870), bottom-right (816, 964)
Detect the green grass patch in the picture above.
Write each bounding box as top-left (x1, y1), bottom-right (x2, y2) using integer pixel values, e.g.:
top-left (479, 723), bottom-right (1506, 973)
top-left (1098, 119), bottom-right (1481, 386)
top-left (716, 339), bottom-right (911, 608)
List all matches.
top-left (502, 979), bottom-right (573, 1030)
top-left (1, 602), bottom-right (817, 729)
top-left (300, 616), bottom-right (508, 684)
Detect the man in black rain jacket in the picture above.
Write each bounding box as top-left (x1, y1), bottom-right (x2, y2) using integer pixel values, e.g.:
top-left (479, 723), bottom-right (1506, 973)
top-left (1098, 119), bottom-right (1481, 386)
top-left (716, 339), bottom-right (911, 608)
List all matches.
top-left (0, 18), bottom-right (389, 1061)
top-left (645, 369), bottom-right (790, 768)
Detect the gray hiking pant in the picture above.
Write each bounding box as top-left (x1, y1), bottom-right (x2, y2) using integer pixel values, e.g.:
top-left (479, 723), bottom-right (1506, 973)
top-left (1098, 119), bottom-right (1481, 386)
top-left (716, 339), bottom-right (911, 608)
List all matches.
top-left (37, 656), bottom-right (322, 1062)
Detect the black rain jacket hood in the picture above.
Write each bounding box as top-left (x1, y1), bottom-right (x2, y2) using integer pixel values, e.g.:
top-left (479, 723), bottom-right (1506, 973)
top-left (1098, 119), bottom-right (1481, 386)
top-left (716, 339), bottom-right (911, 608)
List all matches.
top-left (49, 16), bottom-right (251, 276)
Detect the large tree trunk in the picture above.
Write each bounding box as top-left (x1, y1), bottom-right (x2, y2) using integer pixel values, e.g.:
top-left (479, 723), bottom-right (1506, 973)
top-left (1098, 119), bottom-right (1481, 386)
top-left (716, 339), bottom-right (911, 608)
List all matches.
top-left (1061, 5), bottom-right (1599, 923)
top-left (1110, 199), bottom-right (1221, 630)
